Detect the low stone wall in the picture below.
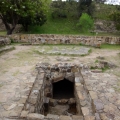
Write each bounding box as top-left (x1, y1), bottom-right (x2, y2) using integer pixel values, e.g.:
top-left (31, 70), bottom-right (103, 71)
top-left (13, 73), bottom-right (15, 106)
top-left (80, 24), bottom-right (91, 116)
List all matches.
top-left (0, 36), bottom-right (11, 46)
top-left (10, 34), bottom-right (120, 46)
top-left (0, 34), bottom-right (120, 47)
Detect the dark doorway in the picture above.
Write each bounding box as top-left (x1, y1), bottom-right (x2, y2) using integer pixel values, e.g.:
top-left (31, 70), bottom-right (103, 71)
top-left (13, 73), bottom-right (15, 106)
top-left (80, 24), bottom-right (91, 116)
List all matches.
top-left (53, 78), bottom-right (74, 99)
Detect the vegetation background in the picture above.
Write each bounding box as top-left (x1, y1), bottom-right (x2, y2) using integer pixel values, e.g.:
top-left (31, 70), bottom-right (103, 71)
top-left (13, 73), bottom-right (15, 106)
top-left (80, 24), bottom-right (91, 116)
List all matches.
top-left (0, 0), bottom-right (120, 36)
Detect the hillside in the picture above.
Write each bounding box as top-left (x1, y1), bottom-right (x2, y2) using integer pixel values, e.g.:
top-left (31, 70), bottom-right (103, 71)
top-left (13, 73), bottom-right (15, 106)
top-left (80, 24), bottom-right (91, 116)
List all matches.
top-left (0, 3), bottom-right (120, 36)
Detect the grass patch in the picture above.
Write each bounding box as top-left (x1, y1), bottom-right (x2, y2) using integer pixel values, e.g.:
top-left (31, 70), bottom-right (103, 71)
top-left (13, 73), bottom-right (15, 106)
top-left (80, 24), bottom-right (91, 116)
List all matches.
top-left (95, 59), bottom-right (99, 63)
top-left (94, 3), bottom-right (119, 20)
top-left (101, 66), bottom-right (109, 72)
top-left (101, 44), bottom-right (120, 50)
top-left (0, 84), bottom-right (3, 87)
top-left (0, 31), bottom-right (6, 36)
top-left (27, 15), bottom-right (96, 36)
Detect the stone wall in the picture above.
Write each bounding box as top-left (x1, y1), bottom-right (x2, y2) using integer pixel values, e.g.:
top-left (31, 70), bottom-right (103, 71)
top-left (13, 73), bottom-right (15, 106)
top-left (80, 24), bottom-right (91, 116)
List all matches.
top-left (0, 36), bottom-right (11, 46)
top-left (10, 34), bottom-right (120, 46)
top-left (0, 34), bottom-right (120, 47)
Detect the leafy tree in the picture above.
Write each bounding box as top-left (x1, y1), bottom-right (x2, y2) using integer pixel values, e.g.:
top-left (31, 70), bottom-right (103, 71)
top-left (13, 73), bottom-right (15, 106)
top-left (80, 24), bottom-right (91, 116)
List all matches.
top-left (18, 11), bottom-right (46, 31)
top-left (109, 11), bottom-right (120, 30)
top-left (50, 0), bottom-right (78, 19)
top-left (0, 0), bottom-right (46, 35)
top-left (109, 6), bottom-right (120, 31)
top-left (78, 0), bottom-right (95, 17)
top-left (77, 13), bottom-right (94, 32)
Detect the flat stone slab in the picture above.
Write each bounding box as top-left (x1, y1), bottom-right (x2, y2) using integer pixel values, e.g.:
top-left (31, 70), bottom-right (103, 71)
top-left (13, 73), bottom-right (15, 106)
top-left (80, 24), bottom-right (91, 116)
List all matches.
top-left (0, 46), bottom-right (14, 53)
top-left (27, 113), bottom-right (44, 120)
top-left (38, 46), bottom-right (90, 56)
top-left (59, 115), bottom-right (72, 120)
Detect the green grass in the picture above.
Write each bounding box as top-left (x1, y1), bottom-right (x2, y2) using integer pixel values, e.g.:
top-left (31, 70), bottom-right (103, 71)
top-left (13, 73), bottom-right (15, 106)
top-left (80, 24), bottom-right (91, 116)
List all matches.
top-left (101, 44), bottom-right (120, 50)
top-left (28, 18), bottom-right (93, 35)
top-left (24, 3), bottom-right (120, 36)
top-left (94, 3), bottom-right (118, 20)
top-left (27, 9), bottom-right (96, 36)
top-left (0, 31), bottom-right (6, 36)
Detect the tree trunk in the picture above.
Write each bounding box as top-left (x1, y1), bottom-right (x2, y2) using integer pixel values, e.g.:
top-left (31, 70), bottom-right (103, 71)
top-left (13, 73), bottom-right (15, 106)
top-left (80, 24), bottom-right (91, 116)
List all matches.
top-left (1, 15), bottom-right (17, 35)
top-left (22, 24), bottom-right (28, 32)
top-left (7, 29), bottom-right (14, 35)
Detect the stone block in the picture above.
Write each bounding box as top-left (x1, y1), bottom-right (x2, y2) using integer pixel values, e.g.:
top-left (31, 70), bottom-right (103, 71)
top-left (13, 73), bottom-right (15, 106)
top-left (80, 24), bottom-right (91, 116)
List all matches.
top-left (1, 111), bottom-right (11, 118)
top-left (68, 98), bottom-right (76, 105)
top-left (45, 114), bottom-right (59, 120)
top-left (29, 105), bottom-right (35, 113)
top-left (81, 107), bottom-right (89, 116)
top-left (84, 115), bottom-right (95, 120)
top-left (18, 97), bottom-right (27, 104)
top-left (100, 113), bottom-right (108, 120)
top-left (49, 98), bottom-right (57, 107)
top-left (20, 110), bottom-right (29, 118)
top-left (58, 99), bottom-right (68, 104)
top-left (77, 91), bottom-right (85, 100)
top-left (71, 67), bottom-right (79, 73)
top-left (93, 99), bottom-right (104, 112)
top-left (75, 83), bottom-right (84, 91)
top-left (95, 113), bottom-right (101, 120)
top-left (59, 115), bottom-right (72, 120)
top-left (52, 73), bottom-right (64, 82)
top-left (28, 96), bottom-right (37, 105)
top-left (80, 100), bottom-right (87, 107)
top-left (86, 85), bottom-right (93, 91)
top-left (9, 110), bottom-right (21, 118)
top-left (27, 113), bottom-right (44, 120)
top-left (75, 77), bottom-right (80, 83)
top-left (89, 91), bottom-right (98, 100)
top-left (65, 73), bottom-right (74, 82)
top-left (72, 115), bottom-right (84, 120)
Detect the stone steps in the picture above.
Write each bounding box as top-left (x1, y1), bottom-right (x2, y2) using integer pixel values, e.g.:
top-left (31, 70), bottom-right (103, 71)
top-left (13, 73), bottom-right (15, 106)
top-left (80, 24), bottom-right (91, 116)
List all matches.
top-left (0, 46), bottom-right (15, 54)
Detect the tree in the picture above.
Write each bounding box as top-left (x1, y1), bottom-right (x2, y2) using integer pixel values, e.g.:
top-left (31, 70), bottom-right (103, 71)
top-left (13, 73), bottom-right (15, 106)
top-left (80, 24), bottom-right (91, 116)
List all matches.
top-left (18, 11), bottom-right (46, 31)
top-left (109, 10), bottom-right (120, 31)
top-left (77, 13), bottom-right (94, 32)
top-left (78, 0), bottom-right (95, 17)
top-left (0, 0), bottom-right (46, 35)
top-left (50, 0), bottom-right (78, 19)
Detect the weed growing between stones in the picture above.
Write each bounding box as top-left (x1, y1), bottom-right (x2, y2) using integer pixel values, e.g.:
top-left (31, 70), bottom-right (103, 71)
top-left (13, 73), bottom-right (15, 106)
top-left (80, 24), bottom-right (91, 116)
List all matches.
top-left (0, 84), bottom-right (3, 87)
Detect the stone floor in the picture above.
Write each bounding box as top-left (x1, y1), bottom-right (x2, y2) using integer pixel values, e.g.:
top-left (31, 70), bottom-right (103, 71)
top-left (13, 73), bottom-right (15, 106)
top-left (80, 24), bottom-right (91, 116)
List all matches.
top-left (0, 45), bottom-right (120, 120)
top-left (82, 69), bottom-right (120, 120)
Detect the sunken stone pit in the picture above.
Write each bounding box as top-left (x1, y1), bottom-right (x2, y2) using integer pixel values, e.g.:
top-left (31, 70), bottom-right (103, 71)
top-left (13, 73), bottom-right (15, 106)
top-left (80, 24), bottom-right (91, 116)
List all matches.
top-left (17, 63), bottom-right (120, 120)
top-left (19, 63), bottom-right (96, 120)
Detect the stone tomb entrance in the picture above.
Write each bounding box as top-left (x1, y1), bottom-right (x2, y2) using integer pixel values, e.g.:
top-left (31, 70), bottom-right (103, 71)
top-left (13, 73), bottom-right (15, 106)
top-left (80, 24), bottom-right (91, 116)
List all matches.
top-left (53, 78), bottom-right (74, 99)
top-left (44, 72), bottom-right (77, 116)
top-left (22, 63), bottom-right (96, 120)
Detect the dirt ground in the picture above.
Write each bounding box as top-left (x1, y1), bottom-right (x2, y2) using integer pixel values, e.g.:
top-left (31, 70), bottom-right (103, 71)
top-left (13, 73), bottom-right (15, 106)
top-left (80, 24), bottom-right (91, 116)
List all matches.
top-left (0, 44), bottom-right (120, 119)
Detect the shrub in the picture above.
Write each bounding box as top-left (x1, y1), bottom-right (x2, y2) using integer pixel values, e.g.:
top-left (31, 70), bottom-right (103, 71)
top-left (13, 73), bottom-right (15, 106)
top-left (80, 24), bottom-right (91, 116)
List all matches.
top-left (77, 13), bottom-right (94, 32)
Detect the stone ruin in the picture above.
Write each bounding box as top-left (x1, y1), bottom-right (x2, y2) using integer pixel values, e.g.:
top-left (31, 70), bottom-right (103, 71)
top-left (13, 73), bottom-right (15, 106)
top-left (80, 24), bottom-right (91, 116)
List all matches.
top-left (12, 63), bottom-right (100, 120)
top-left (3, 62), bottom-right (120, 120)
top-left (0, 34), bottom-right (120, 47)
top-left (20, 63), bottom-right (95, 120)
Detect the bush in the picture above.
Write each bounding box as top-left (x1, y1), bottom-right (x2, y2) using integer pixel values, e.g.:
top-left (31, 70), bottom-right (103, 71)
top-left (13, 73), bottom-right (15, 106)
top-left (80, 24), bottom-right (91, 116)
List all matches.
top-left (77, 13), bottom-right (94, 32)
